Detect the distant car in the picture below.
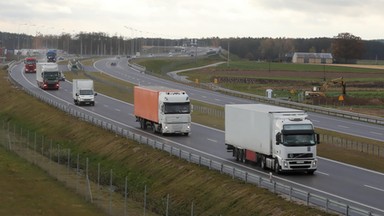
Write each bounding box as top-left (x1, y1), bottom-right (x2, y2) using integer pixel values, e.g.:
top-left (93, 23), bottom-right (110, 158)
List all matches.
top-left (111, 62), bottom-right (117, 66)
top-left (59, 72), bottom-right (65, 81)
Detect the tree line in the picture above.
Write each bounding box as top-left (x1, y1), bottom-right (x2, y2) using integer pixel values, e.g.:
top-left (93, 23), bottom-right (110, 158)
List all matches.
top-left (1, 31), bottom-right (383, 63)
top-left (218, 33), bottom-right (383, 63)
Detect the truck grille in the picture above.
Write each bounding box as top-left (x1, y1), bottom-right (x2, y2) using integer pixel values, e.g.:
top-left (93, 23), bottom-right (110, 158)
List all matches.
top-left (288, 161), bottom-right (312, 169)
top-left (288, 153), bottom-right (313, 158)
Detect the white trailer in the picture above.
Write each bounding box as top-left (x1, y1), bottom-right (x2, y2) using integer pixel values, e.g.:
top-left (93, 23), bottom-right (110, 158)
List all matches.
top-left (225, 104), bottom-right (319, 174)
top-left (72, 79), bottom-right (97, 106)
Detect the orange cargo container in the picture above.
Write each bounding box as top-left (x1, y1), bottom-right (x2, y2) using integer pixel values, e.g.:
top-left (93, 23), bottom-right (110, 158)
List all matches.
top-left (134, 86), bottom-right (161, 123)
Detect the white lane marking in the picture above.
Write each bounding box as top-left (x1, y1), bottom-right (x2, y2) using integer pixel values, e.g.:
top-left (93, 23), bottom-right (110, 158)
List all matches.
top-left (364, 185), bottom-right (384, 193)
top-left (202, 96), bottom-right (207, 98)
top-left (370, 131), bottom-right (383, 136)
top-left (115, 108), bottom-right (121, 112)
top-left (337, 125), bottom-right (349, 129)
top-left (214, 98), bottom-right (221, 101)
top-left (316, 171), bottom-right (329, 176)
top-left (104, 104), bottom-right (109, 108)
top-left (207, 138), bottom-right (218, 143)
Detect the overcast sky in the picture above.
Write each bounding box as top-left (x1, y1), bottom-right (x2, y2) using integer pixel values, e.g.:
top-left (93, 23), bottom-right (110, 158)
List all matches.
top-left (1, 0), bottom-right (383, 40)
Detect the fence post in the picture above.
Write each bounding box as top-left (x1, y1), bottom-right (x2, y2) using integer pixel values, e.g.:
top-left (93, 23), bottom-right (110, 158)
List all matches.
top-left (125, 176), bottom-right (128, 216)
top-left (98, 163), bottom-right (100, 189)
top-left (109, 169), bottom-right (113, 215)
top-left (144, 185), bottom-right (147, 216)
top-left (191, 201), bottom-right (194, 216)
top-left (58, 144), bottom-right (63, 170)
top-left (41, 135), bottom-right (44, 156)
top-left (166, 194), bottom-right (169, 216)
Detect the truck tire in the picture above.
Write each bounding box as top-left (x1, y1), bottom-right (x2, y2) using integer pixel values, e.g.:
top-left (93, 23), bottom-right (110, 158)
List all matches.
top-left (139, 119), bottom-right (144, 129)
top-left (152, 123), bottom-right (157, 133)
top-left (307, 170), bottom-right (315, 175)
top-left (240, 149), bottom-right (246, 163)
top-left (260, 156), bottom-right (266, 170)
top-left (274, 159), bottom-right (281, 174)
top-left (234, 148), bottom-right (239, 161)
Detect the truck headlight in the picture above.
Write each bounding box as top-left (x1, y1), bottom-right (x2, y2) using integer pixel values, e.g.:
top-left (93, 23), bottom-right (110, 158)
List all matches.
top-left (283, 161), bottom-right (288, 168)
top-left (312, 160), bottom-right (317, 167)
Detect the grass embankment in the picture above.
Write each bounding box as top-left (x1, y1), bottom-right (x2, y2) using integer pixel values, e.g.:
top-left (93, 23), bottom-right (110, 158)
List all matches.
top-left (1, 71), bottom-right (332, 214)
top-left (0, 136), bottom-right (105, 216)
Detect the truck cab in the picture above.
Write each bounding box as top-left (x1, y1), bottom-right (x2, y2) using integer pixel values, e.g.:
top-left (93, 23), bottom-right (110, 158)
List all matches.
top-left (36, 63), bottom-right (60, 90)
top-left (24, 57), bottom-right (37, 73)
top-left (271, 116), bottom-right (319, 174)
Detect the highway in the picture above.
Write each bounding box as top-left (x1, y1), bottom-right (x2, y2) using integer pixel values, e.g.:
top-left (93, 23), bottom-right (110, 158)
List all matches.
top-left (9, 59), bottom-right (384, 215)
top-left (98, 57), bottom-right (384, 142)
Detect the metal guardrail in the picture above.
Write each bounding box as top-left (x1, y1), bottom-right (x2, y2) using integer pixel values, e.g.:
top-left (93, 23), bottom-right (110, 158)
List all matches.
top-left (5, 68), bottom-right (383, 216)
top-left (203, 84), bottom-right (384, 126)
top-left (127, 60), bottom-right (146, 72)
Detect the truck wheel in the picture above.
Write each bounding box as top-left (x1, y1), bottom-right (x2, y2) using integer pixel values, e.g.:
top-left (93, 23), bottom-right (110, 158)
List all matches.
top-left (235, 148), bottom-right (239, 161)
top-left (139, 119), bottom-right (144, 129)
top-left (240, 149), bottom-right (246, 163)
top-left (307, 170), bottom-right (315, 175)
top-left (274, 160), bottom-right (281, 174)
top-left (260, 156), bottom-right (266, 170)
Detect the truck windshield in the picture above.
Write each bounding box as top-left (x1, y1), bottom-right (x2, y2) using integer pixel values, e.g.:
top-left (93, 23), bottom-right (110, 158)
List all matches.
top-left (26, 60), bottom-right (36, 64)
top-left (79, 90), bottom-right (94, 95)
top-left (283, 134), bottom-right (316, 146)
top-left (164, 102), bottom-right (190, 114)
top-left (43, 72), bottom-right (59, 80)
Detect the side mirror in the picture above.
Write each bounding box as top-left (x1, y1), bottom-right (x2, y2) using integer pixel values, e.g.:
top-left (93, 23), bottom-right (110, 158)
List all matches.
top-left (316, 133), bottom-right (320, 144)
top-left (275, 132), bottom-right (281, 145)
top-left (94, 92), bottom-right (98, 96)
top-left (75, 93), bottom-right (79, 96)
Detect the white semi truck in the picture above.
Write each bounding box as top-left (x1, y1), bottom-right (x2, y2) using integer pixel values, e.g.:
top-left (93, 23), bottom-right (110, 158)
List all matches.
top-left (225, 104), bottom-right (319, 174)
top-left (36, 62), bottom-right (60, 90)
top-left (134, 86), bottom-right (191, 135)
top-left (72, 79), bottom-right (97, 106)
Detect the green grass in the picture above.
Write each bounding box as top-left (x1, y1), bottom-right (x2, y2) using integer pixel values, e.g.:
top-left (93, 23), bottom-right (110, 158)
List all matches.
top-left (0, 142), bottom-right (105, 216)
top-left (133, 54), bottom-right (224, 76)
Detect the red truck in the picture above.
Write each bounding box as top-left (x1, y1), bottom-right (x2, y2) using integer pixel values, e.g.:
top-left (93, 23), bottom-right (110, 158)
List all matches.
top-left (24, 57), bottom-right (37, 73)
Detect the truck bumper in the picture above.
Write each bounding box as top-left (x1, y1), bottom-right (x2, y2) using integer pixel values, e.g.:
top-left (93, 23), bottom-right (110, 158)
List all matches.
top-left (281, 158), bottom-right (317, 172)
top-left (162, 123), bottom-right (191, 134)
